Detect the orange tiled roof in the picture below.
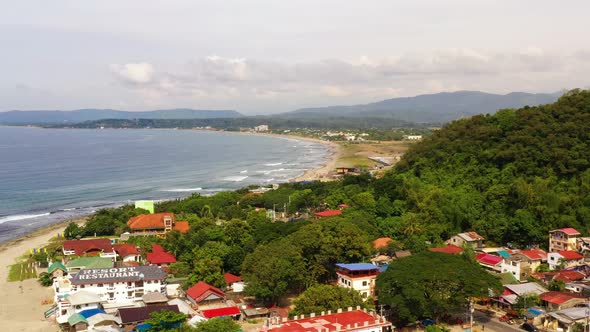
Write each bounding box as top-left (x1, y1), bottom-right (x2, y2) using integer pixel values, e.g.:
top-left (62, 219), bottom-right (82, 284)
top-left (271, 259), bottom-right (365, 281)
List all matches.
top-left (172, 221), bottom-right (190, 233)
top-left (128, 212), bottom-right (175, 230)
top-left (372, 237), bottom-right (393, 249)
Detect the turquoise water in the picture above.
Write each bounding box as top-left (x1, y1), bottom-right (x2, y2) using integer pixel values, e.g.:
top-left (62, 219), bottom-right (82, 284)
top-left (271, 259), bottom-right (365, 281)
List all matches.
top-left (0, 127), bottom-right (328, 242)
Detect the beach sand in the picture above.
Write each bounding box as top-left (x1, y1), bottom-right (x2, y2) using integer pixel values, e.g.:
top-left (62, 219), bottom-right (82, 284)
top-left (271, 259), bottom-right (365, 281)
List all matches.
top-left (0, 217), bottom-right (86, 332)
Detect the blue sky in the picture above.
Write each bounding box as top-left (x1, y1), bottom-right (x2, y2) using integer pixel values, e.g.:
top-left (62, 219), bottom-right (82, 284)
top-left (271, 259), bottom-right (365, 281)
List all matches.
top-left (1, 0), bottom-right (589, 114)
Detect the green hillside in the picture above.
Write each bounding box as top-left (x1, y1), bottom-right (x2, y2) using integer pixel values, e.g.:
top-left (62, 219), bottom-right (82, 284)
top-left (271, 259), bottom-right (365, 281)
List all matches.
top-left (376, 89), bottom-right (590, 246)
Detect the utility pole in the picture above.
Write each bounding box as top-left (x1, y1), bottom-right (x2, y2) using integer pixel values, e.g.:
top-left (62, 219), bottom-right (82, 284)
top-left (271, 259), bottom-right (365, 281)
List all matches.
top-left (469, 298), bottom-right (474, 332)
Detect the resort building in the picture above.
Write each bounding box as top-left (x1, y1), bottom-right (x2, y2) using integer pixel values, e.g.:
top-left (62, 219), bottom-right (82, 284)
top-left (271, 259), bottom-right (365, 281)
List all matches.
top-left (62, 238), bottom-right (117, 260)
top-left (549, 228), bottom-right (581, 252)
top-left (55, 290), bottom-right (103, 324)
top-left (127, 212), bottom-right (190, 237)
top-left (548, 250), bottom-right (585, 270)
top-left (263, 308), bottom-right (393, 332)
top-left (335, 263), bottom-right (380, 299)
top-left (447, 232), bottom-right (484, 249)
top-left (53, 266), bottom-right (168, 305)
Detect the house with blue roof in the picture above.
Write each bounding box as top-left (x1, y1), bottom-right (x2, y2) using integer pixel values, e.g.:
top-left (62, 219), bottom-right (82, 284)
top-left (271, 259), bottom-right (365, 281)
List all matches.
top-left (335, 263), bottom-right (381, 299)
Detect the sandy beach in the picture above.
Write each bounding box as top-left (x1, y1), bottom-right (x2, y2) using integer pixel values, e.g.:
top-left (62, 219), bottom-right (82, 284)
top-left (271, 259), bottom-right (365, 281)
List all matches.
top-left (0, 217), bottom-right (86, 332)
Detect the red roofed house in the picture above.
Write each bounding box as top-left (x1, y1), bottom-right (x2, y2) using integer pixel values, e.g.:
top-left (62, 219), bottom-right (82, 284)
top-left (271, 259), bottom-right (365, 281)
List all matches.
top-left (113, 244), bottom-right (141, 263)
top-left (264, 308), bottom-right (392, 332)
top-left (146, 244), bottom-right (176, 267)
top-left (549, 228), bottom-right (581, 252)
top-left (548, 250), bottom-right (584, 270)
top-left (62, 239), bottom-right (116, 260)
top-left (127, 212), bottom-right (190, 237)
top-left (224, 272), bottom-right (245, 292)
top-left (201, 306), bottom-right (241, 320)
top-left (186, 281), bottom-right (225, 306)
top-left (428, 245), bottom-right (464, 255)
top-left (475, 253), bottom-right (504, 273)
top-left (501, 249), bottom-right (547, 282)
top-left (555, 270), bottom-right (586, 283)
top-left (314, 210), bottom-right (342, 219)
top-left (540, 291), bottom-right (586, 310)
top-left (447, 232), bottom-right (485, 249)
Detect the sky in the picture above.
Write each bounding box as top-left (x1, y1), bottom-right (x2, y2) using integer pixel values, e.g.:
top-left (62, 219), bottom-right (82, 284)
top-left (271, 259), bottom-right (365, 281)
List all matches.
top-left (1, 0), bottom-right (589, 114)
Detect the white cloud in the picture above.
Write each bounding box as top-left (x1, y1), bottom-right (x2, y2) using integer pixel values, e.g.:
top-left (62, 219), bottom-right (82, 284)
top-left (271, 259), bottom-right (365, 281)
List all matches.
top-left (110, 62), bottom-right (154, 84)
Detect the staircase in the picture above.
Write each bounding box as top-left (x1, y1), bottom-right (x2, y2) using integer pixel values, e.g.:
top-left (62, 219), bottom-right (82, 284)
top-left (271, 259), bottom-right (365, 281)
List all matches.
top-left (44, 304), bottom-right (57, 318)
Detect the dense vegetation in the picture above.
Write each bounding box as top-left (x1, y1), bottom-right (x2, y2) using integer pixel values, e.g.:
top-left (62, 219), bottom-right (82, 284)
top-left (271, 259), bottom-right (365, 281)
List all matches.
top-left (59, 89), bottom-right (590, 326)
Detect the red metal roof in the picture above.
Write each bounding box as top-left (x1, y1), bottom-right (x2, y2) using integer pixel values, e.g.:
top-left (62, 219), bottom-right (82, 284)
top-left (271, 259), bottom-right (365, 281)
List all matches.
top-left (428, 245), bottom-right (463, 254)
top-left (520, 249), bottom-right (547, 261)
top-left (267, 310), bottom-right (390, 331)
top-left (63, 239), bottom-right (114, 256)
top-left (186, 281), bottom-right (225, 303)
top-left (314, 210), bottom-right (342, 217)
top-left (476, 253), bottom-right (503, 266)
top-left (551, 228), bottom-right (581, 236)
top-left (554, 270), bottom-right (586, 282)
top-left (224, 272), bottom-right (242, 284)
top-left (146, 245), bottom-right (176, 265)
top-left (540, 291), bottom-right (583, 305)
top-left (558, 250), bottom-right (584, 260)
top-left (201, 306), bottom-right (241, 318)
top-left (112, 244), bottom-right (139, 257)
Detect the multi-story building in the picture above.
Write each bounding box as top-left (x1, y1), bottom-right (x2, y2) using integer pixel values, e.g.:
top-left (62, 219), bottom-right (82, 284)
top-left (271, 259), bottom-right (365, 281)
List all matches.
top-left (263, 308), bottom-right (393, 332)
top-left (501, 249), bottom-right (547, 281)
top-left (547, 250), bottom-right (585, 270)
top-left (335, 263), bottom-right (380, 299)
top-left (549, 228), bottom-right (581, 252)
top-left (53, 266), bottom-right (167, 305)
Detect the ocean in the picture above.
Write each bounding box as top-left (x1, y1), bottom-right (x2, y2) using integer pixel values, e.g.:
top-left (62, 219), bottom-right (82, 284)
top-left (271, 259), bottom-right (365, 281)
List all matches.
top-left (0, 126), bottom-right (329, 243)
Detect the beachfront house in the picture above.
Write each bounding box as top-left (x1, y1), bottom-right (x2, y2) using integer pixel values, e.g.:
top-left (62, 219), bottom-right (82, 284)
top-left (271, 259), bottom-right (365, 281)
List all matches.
top-left (62, 238), bottom-right (117, 261)
top-left (263, 308), bottom-right (393, 332)
top-left (54, 266), bottom-right (168, 305)
top-left (127, 212), bottom-right (190, 237)
top-left (55, 290), bottom-right (103, 324)
top-left (549, 228), bottom-right (581, 252)
top-left (335, 263), bottom-right (380, 299)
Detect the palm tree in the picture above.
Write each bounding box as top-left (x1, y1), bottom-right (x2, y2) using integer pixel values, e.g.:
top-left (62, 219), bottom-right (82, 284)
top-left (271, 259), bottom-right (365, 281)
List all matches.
top-left (38, 272), bottom-right (53, 287)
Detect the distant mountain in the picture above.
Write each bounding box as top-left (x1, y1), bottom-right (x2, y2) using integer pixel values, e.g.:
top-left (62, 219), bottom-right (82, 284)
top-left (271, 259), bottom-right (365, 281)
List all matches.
top-left (282, 91), bottom-right (563, 123)
top-left (0, 108), bottom-right (243, 124)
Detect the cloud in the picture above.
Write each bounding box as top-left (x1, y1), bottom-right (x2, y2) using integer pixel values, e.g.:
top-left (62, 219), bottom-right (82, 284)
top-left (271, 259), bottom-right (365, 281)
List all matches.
top-left (111, 62), bottom-right (154, 84)
top-left (108, 48), bottom-right (590, 112)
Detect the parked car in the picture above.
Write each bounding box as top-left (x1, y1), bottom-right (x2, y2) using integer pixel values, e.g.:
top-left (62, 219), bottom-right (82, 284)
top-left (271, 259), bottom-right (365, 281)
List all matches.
top-left (521, 322), bottom-right (537, 332)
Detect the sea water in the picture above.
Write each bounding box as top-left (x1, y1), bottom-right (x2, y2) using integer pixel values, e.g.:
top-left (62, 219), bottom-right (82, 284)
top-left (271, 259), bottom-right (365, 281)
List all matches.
top-left (0, 127), bottom-right (328, 242)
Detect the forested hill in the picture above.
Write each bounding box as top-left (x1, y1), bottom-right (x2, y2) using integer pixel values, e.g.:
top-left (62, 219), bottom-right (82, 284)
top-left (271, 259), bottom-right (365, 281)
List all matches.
top-left (0, 108), bottom-right (243, 124)
top-left (375, 89), bottom-right (590, 246)
top-left (283, 90), bottom-right (561, 123)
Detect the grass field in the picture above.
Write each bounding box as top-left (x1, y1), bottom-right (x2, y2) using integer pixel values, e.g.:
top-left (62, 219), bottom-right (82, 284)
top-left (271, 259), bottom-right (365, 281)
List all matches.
top-left (335, 141), bottom-right (413, 168)
top-left (7, 261), bottom-right (38, 282)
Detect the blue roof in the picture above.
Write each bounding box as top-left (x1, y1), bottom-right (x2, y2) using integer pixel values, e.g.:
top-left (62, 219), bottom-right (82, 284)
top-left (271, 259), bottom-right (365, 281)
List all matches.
top-left (335, 263), bottom-right (379, 271)
top-left (79, 308), bottom-right (106, 318)
top-left (497, 250), bottom-right (511, 258)
top-left (379, 264), bottom-right (389, 273)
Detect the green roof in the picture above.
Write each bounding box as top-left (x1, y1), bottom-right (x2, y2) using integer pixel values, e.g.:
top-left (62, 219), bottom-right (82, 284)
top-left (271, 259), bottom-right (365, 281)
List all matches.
top-left (66, 256), bottom-right (113, 269)
top-left (498, 272), bottom-right (519, 285)
top-left (68, 313), bottom-right (87, 326)
top-left (48, 261), bottom-right (67, 274)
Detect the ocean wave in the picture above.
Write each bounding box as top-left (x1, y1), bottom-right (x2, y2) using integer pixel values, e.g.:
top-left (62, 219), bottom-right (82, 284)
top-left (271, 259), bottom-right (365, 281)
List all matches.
top-left (222, 176), bottom-right (249, 182)
top-left (0, 212), bottom-right (51, 224)
top-left (256, 168), bottom-right (287, 175)
top-left (264, 162), bottom-right (283, 166)
top-left (163, 188), bottom-right (203, 192)
top-left (240, 170), bottom-right (248, 174)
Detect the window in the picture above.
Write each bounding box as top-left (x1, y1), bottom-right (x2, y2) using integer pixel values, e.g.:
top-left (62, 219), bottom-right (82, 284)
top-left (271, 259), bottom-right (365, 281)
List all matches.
top-left (362, 281), bottom-right (368, 286)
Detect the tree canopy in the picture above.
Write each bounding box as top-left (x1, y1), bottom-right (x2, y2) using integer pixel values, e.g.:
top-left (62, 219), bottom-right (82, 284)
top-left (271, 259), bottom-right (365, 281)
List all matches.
top-left (376, 251), bottom-right (502, 325)
top-left (290, 284), bottom-right (372, 316)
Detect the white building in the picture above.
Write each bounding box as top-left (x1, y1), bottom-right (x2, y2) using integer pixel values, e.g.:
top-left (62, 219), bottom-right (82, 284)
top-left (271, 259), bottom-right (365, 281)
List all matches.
top-left (335, 263), bottom-right (380, 299)
top-left (54, 266), bottom-right (168, 305)
top-left (55, 290), bottom-right (103, 324)
top-left (547, 250), bottom-right (584, 270)
top-left (405, 135), bottom-right (423, 140)
top-left (254, 125), bottom-right (269, 132)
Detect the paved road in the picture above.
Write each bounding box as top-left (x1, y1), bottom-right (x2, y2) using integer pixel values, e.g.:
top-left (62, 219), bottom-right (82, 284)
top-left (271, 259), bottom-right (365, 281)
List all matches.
top-left (472, 310), bottom-right (524, 332)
